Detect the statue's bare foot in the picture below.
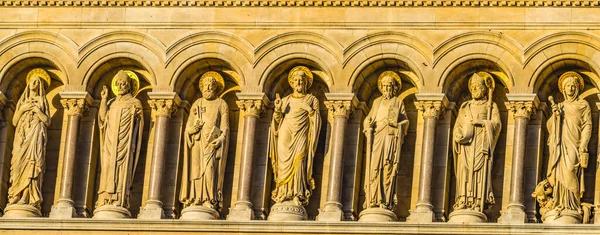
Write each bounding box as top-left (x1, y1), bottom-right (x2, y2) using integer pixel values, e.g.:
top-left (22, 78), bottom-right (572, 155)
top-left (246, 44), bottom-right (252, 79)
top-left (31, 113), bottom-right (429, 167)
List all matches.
top-left (293, 196), bottom-right (302, 206)
top-left (203, 201), bottom-right (213, 209)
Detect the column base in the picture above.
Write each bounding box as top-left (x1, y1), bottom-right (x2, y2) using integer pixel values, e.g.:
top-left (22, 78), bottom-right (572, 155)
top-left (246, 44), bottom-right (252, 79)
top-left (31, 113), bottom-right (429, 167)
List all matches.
top-left (359, 208), bottom-right (398, 222)
top-left (267, 201), bottom-right (307, 221)
top-left (180, 205), bottom-right (220, 220)
top-left (407, 205), bottom-right (435, 223)
top-left (50, 200), bottom-right (77, 219)
top-left (317, 203), bottom-right (343, 222)
top-left (93, 205), bottom-right (131, 219)
top-left (448, 209), bottom-right (487, 224)
top-left (3, 204), bottom-right (41, 218)
top-left (543, 209), bottom-right (582, 224)
top-left (227, 202), bottom-right (254, 221)
top-left (138, 203), bottom-right (165, 220)
top-left (498, 206), bottom-right (527, 224)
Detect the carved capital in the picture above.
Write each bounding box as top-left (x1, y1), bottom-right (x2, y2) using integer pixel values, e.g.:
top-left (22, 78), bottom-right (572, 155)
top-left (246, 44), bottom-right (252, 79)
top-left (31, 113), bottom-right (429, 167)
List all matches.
top-left (324, 100), bottom-right (353, 119)
top-left (416, 101), bottom-right (445, 119)
top-left (61, 98), bottom-right (87, 117)
top-left (506, 101), bottom-right (536, 120)
top-left (237, 99), bottom-right (265, 118)
top-left (149, 99), bottom-right (177, 118)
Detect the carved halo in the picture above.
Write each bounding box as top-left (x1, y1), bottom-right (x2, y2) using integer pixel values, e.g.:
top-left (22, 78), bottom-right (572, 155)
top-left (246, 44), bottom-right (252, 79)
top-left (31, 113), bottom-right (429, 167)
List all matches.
top-left (26, 68), bottom-right (51, 88)
top-left (111, 70), bottom-right (140, 96)
top-left (377, 71), bottom-right (402, 92)
top-left (200, 71), bottom-right (225, 94)
top-left (558, 71), bottom-right (584, 94)
top-left (288, 66), bottom-right (314, 89)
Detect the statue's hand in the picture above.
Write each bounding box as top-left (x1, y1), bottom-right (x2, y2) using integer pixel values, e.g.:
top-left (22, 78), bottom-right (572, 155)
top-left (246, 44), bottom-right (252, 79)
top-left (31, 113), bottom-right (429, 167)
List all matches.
top-left (210, 138), bottom-right (222, 149)
top-left (454, 132), bottom-right (464, 141)
top-left (193, 119), bottom-right (204, 133)
top-left (274, 94), bottom-right (282, 110)
top-left (101, 86), bottom-right (108, 100)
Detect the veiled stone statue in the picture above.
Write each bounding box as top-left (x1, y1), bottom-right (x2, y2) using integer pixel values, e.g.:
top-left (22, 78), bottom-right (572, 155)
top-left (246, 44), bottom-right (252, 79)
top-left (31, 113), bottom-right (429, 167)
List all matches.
top-left (267, 66), bottom-right (321, 221)
top-left (179, 71), bottom-right (229, 220)
top-left (358, 71), bottom-right (409, 222)
top-left (93, 70), bottom-right (144, 219)
top-left (448, 72), bottom-right (501, 223)
top-left (534, 71), bottom-right (592, 224)
top-left (4, 68), bottom-right (51, 218)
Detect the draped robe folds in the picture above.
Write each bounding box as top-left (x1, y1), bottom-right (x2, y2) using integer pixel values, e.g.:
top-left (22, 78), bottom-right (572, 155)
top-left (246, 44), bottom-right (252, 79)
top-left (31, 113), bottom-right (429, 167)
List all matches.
top-left (363, 96), bottom-right (409, 210)
top-left (8, 94), bottom-right (50, 207)
top-left (452, 100), bottom-right (501, 212)
top-left (97, 95), bottom-right (143, 208)
top-left (268, 94), bottom-right (321, 205)
top-left (546, 99), bottom-right (591, 212)
top-left (180, 98), bottom-right (229, 209)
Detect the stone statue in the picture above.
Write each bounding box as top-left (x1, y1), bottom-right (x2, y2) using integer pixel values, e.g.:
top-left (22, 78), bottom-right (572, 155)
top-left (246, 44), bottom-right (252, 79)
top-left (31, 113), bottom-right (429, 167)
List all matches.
top-left (267, 66), bottom-right (321, 221)
top-left (93, 70), bottom-right (144, 219)
top-left (448, 72), bottom-right (501, 223)
top-left (535, 71), bottom-right (592, 224)
top-left (359, 71), bottom-right (409, 222)
top-left (179, 71), bottom-right (229, 220)
top-left (4, 68), bottom-right (51, 218)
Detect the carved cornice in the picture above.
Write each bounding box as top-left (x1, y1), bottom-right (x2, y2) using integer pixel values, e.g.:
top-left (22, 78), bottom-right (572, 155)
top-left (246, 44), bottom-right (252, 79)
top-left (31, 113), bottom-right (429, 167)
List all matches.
top-left (149, 99), bottom-right (177, 118)
top-left (506, 101), bottom-right (536, 120)
top-left (1, 0), bottom-right (599, 7)
top-left (416, 101), bottom-right (445, 119)
top-left (324, 100), bottom-right (354, 120)
top-left (237, 99), bottom-right (265, 118)
top-left (61, 98), bottom-right (88, 117)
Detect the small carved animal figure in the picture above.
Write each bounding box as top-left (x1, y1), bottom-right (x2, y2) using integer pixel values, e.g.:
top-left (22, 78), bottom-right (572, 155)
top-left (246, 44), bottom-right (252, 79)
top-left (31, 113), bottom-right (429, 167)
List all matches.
top-left (532, 179), bottom-right (553, 217)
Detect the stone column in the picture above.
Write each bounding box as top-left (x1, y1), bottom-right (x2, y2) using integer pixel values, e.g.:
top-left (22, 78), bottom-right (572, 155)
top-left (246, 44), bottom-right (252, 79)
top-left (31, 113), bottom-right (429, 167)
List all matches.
top-left (407, 97), bottom-right (446, 223)
top-left (318, 99), bottom-right (354, 221)
top-left (50, 92), bottom-right (92, 219)
top-left (138, 93), bottom-right (179, 220)
top-left (500, 97), bottom-right (537, 224)
top-left (228, 98), bottom-right (266, 221)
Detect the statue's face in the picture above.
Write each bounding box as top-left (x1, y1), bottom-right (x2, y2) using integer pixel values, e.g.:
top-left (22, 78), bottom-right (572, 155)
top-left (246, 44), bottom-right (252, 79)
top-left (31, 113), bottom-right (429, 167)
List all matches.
top-left (563, 78), bottom-right (578, 98)
top-left (470, 82), bottom-right (486, 99)
top-left (201, 77), bottom-right (219, 100)
top-left (380, 76), bottom-right (396, 99)
top-left (116, 76), bottom-right (131, 95)
top-left (290, 71), bottom-right (307, 93)
top-left (29, 76), bottom-right (40, 91)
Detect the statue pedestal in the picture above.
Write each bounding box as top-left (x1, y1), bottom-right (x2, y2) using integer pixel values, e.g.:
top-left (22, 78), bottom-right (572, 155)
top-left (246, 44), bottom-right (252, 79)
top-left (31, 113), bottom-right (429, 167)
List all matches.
top-left (543, 209), bottom-right (582, 224)
top-left (227, 202), bottom-right (254, 221)
top-left (448, 209), bottom-right (487, 223)
top-left (3, 204), bottom-right (41, 218)
top-left (267, 201), bottom-right (307, 221)
top-left (138, 203), bottom-right (165, 220)
top-left (93, 205), bottom-right (131, 219)
top-left (359, 208), bottom-right (398, 222)
top-left (180, 205), bottom-right (219, 220)
top-left (50, 200), bottom-right (77, 219)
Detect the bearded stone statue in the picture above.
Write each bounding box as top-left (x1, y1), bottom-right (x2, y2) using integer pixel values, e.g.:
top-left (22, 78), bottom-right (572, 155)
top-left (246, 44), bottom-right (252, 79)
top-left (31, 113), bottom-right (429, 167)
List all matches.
top-left (359, 71), bottom-right (409, 222)
top-left (448, 72), bottom-right (501, 223)
top-left (179, 71), bottom-right (229, 220)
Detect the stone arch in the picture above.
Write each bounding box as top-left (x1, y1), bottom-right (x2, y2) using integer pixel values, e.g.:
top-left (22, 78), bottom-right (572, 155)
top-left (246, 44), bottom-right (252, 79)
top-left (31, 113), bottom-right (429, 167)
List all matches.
top-left (82, 54), bottom-right (156, 95)
top-left (347, 54), bottom-right (425, 96)
top-left (260, 56), bottom-right (332, 100)
top-left (254, 31), bottom-right (343, 66)
top-left (78, 31), bottom-right (165, 67)
top-left (434, 31), bottom-right (523, 68)
top-left (439, 54), bottom-right (515, 97)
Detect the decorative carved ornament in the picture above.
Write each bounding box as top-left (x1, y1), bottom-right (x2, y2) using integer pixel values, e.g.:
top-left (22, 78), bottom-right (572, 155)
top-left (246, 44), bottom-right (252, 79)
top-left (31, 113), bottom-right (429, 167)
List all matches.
top-left (61, 98), bottom-right (87, 117)
top-left (416, 101), bottom-right (444, 119)
top-left (237, 99), bottom-right (264, 118)
top-left (149, 99), bottom-right (177, 118)
top-left (1, 0), bottom-right (598, 7)
top-left (506, 101), bottom-right (536, 120)
top-left (324, 100), bottom-right (353, 120)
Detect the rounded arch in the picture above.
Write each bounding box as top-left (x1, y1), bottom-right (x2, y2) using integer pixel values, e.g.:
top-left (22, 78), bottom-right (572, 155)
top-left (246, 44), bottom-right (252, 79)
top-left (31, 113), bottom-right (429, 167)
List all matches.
top-left (258, 53), bottom-right (334, 95)
top-left (441, 57), bottom-right (512, 103)
top-left (254, 31), bottom-right (343, 66)
top-left (347, 53), bottom-right (425, 93)
top-left (0, 53), bottom-right (71, 94)
top-left (82, 55), bottom-right (155, 98)
top-left (524, 31), bottom-right (600, 67)
top-left (166, 51), bottom-right (249, 88)
top-left (0, 30), bottom-right (78, 62)
top-left (530, 56), bottom-right (600, 102)
top-left (78, 31), bottom-right (166, 67)
top-left (344, 31), bottom-right (434, 66)
top-left (433, 31), bottom-right (523, 67)
top-left (167, 31), bottom-right (254, 67)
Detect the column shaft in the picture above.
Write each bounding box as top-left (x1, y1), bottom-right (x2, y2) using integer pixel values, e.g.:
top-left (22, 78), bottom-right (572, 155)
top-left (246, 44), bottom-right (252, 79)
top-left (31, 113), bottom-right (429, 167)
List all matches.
top-left (325, 115), bottom-right (348, 206)
top-left (416, 116), bottom-right (437, 209)
top-left (508, 117), bottom-right (528, 209)
top-left (236, 114), bottom-right (259, 204)
top-left (57, 114), bottom-right (82, 203)
top-left (147, 115), bottom-right (169, 204)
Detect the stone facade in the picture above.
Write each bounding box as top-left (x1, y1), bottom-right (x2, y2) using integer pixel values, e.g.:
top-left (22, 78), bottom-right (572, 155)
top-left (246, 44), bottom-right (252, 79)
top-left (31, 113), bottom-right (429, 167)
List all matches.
top-left (0, 1), bottom-right (600, 233)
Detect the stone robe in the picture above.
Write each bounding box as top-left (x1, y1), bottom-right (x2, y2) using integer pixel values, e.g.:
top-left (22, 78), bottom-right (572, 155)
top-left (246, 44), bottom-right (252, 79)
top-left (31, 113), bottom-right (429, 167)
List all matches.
top-left (452, 100), bottom-right (501, 212)
top-left (268, 94), bottom-right (321, 205)
top-left (546, 98), bottom-right (591, 212)
top-left (97, 94), bottom-right (143, 208)
top-left (180, 98), bottom-right (229, 209)
top-left (363, 96), bottom-right (408, 210)
top-left (8, 87), bottom-right (50, 207)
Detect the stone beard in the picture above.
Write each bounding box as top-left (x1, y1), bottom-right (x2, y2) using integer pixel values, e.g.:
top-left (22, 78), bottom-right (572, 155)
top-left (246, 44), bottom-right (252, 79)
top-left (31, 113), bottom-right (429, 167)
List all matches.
top-left (96, 72), bottom-right (144, 211)
top-left (541, 72), bottom-right (591, 223)
top-left (451, 75), bottom-right (501, 215)
top-left (179, 89), bottom-right (229, 211)
top-left (8, 72), bottom-right (51, 211)
top-left (362, 74), bottom-right (409, 212)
